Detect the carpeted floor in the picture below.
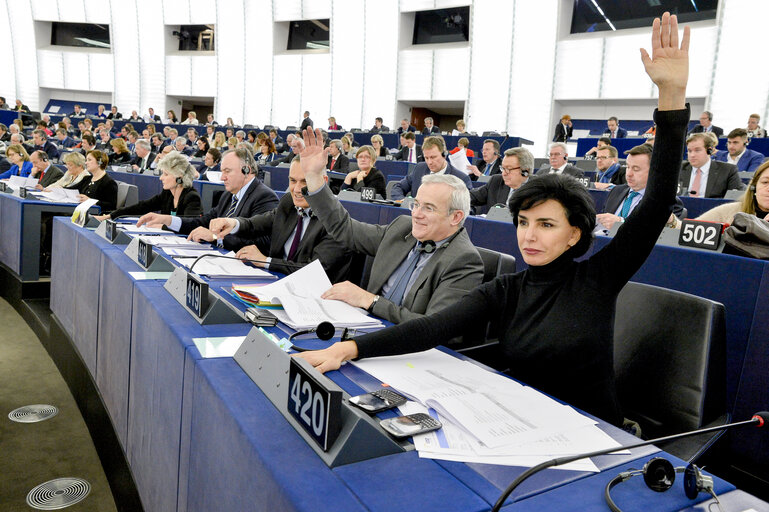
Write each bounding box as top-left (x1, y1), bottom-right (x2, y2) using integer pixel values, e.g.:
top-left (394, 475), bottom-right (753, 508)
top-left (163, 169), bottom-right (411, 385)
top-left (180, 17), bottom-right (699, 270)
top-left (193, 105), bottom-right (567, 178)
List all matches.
top-left (0, 297), bottom-right (117, 511)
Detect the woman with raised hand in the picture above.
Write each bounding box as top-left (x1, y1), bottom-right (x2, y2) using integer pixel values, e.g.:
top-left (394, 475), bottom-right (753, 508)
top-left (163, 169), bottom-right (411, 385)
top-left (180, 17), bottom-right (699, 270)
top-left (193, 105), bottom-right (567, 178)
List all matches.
top-left (296, 13), bottom-right (691, 426)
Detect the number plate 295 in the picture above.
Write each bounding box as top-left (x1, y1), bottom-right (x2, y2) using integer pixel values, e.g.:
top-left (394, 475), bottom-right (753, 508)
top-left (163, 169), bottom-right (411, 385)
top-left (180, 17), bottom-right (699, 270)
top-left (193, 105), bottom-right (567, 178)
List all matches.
top-left (287, 359), bottom-right (342, 451)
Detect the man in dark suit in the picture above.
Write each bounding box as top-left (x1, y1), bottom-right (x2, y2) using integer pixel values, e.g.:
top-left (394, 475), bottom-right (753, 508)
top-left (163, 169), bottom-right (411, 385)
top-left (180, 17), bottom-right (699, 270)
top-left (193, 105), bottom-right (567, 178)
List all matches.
top-left (370, 117), bottom-right (389, 134)
top-left (535, 142), bottom-right (584, 178)
top-left (688, 111), bottom-right (723, 137)
top-left (29, 151), bottom-right (64, 188)
top-left (207, 158), bottom-right (355, 282)
top-left (593, 145), bottom-right (626, 190)
top-left (131, 140), bottom-right (156, 173)
top-left (300, 111), bottom-right (313, 131)
top-left (69, 104), bottom-right (85, 117)
top-left (174, 137), bottom-right (195, 157)
top-left (326, 139), bottom-right (350, 172)
top-left (269, 129), bottom-right (285, 153)
top-left (107, 106), bottom-right (122, 119)
top-left (275, 134), bottom-right (303, 165)
top-left (597, 144), bottom-right (685, 232)
top-left (397, 118), bottom-right (416, 135)
top-left (137, 148), bottom-right (280, 252)
top-left (54, 128), bottom-right (77, 148)
top-left (553, 115), bottom-right (573, 142)
top-left (470, 147), bottom-right (533, 213)
top-left (28, 130), bottom-right (59, 161)
top-left (390, 136), bottom-right (472, 200)
top-left (143, 107), bottom-right (161, 123)
top-left (680, 133), bottom-right (744, 198)
top-left (282, 128), bottom-right (483, 324)
top-left (713, 128), bottom-right (765, 173)
top-left (603, 116), bottom-right (628, 138)
top-left (467, 139), bottom-right (502, 180)
top-left (396, 132), bottom-right (423, 163)
top-left (79, 134), bottom-right (97, 156)
top-left (422, 117), bottom-right (440, 135)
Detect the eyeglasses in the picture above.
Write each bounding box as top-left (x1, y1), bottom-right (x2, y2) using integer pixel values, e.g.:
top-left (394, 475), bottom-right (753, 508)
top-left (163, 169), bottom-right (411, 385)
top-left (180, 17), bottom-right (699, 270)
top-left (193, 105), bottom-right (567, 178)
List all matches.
top-left (408, 200), bottom-right (451, 215)
top-left (549, 153), bottom-right (564, 158)
top-left (596, 156), bottom-right (612, 160)
top-left (501, 166), bottom-right (522, 174)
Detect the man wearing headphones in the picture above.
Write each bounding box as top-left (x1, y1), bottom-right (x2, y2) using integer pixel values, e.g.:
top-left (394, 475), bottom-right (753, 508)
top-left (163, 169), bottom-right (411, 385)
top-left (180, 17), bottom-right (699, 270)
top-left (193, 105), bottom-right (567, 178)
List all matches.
top-left (390, 136), bottom-right (473, 201)
top-left (470, 147), bottom-right (533, 214)
top-left (137, 147), bottom-right (279, 251)
top-left (466, 139), bottom-right (503, 179)
top-left (679, 133), bottom-right (744, 198)
top-left (29, 150), bottom-right (64, 188)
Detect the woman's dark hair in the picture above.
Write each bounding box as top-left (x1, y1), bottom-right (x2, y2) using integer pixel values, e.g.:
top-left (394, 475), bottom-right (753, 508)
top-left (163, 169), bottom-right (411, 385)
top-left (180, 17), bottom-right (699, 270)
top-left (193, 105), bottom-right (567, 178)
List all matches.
top-left (508, 173), bottom-right (596, 258)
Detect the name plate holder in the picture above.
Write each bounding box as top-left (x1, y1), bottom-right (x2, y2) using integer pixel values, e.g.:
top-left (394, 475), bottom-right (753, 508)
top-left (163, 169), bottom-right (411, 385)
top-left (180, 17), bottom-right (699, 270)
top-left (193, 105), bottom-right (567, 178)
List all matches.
top-left (163, 267), bottom-right (243, 325)
top-left (233, 327), bottom-right (410, 467)
top-left (606, 223), bottom-right (726, 253)
top-left (95, 219), bottom-right (132, 244)
top-left (124, 237), bottom-right (176, 272)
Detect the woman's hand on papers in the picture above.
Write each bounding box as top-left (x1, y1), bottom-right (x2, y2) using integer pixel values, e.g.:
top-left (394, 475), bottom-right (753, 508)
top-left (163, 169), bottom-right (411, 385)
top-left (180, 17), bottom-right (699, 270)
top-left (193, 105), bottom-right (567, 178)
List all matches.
top-left (188, 226), bottom-right (216, 243)
top-left (294, 341), bottom-right (359, 374)
top-left (77, 194), bottom-right (89, 203)
top-left (299, 127), bottom-right (330, 193)
top-left (235, 245), bottom-right (268, 267)
top-left (321, 281), bottom-right (376, 310)
top-left (92, 214), bottom-right (110, 222)
top-left (209, 217), bottom-right (237, 237)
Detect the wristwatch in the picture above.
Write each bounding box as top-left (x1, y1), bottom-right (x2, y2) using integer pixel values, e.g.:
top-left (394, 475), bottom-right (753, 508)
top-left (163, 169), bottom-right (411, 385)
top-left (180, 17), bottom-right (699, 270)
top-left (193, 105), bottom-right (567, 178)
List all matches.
top-left (367, 295), bottom-right (380, 312)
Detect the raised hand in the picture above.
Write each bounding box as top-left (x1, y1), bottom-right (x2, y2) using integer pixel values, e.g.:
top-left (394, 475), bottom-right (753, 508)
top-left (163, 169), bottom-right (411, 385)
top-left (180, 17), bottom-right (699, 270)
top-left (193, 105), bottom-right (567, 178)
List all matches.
top-left (640, 12), bottom-right (689, 110)
top-left (299, 127), bottom-right (329, 192)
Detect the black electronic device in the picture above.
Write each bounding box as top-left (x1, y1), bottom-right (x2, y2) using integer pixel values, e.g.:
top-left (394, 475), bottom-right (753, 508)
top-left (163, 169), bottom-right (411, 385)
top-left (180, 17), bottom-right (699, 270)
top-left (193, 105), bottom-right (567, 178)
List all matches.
top-left (379, 413), bottom-right (442, 438)
top-left (185, 273), bottom-right (209, 318)
top-left (0, 182), bottom-right (7, 192)
top-left (244, 307), bottom-right (278, 327)
top-left (678, 219), bottom-right (723, 251)
top-left (105, 219), bottom-right (117, 242)
top-left (360, 187), bottom-right (376, 202)
top-left (287, 358), bottom-right (342, 451)
top-left (349, 389), bottom-right (407, 413)
top-left (137, 238), bottom-right (152, 268)
top-left (19, 187), bottom-right (27, 198)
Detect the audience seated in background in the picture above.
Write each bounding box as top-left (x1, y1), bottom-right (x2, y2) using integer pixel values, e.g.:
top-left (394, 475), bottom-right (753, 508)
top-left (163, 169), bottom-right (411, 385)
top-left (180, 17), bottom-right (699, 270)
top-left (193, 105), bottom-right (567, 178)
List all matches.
top-left (36, 121), bottom-right (52, 137)
top-left (96, 105), bottom-right (107, 118)
top-left (470, 147), bottom-right (533, 213)
top-left (69, 104), bottom-right (85, 117)
top-left (55, 128), bottom-right (76, 148)
top-left (327, 116), bottom-right (343, 131)
top-left (535, 143), bottom-right (584, 178)
top-left (193, 137), bottom-right (209, 159)
top-left (341, 136), bottom-right (357, 159)
top-left (269, 129), bottom-right (284, 153)
top-left (603, 116), bottom-right (628, 138)
top-left (422, 117), bottom-right (440, 135)
top-left (326, 139), bottom-right (349, 172)
top-left (98, 151), bottom-right (202, 220)
top-left (0, 96), bottom-right (9, 109)
top-left (397, 118), bottom-right (416, 135)
top-left (131, 140), bottom-right (156, 173)
top-left (747, 114), bottom-right (767, 139)
top-left (593, 145), bottom-right (627, 190)
top-left (29, 150), bottom-right (63, 188)
top-left (341, 145), bottom-right (386, 198)
top-left (186, 127), bottom-right (199, 146)
top-left (396, 132), bottom-right (423, 163)
top-left (300, 111), bottom-right (313, 131)
top-left (0, 123), bottom-right (9, 142)
top-left (80, 134), bottom-right (97, 156)
top-left (150, 145), bottom-right (173, 170)
top-left (127, 110), bottom-right (141, 121)
top-left (79, 150), bottom-right (118, 212)
top-left (276, 134), bottom-right (303, 165)
top-left (449, 137), bottom-right (474, 158)
top-left (451, 120), bottom-right (466, 136)
top-left (197, 148), bottom-right (221, 179)
top-left (553, 115), bottom-right (573, 142)
top-left (370, 117), bottom-right (389, 134)
top-left (258, 138), bottom-right (279, 165)
top-left (466, 139), bottom-right (502, 179)
top-left (672, 161), bottom-right (769, 228)
top-left (209, 157), bottom-right (354, 282)
top-left (28, 129), bottom-right (59, 161)
top-left (139, 147), bottom-right (279, 252)
top-left (370, 134), bottom-right (388, 157)
top-left (583, 136), bottom-right (612, 160)
top-left (14, 99), bottom-right (29, 112)
top-left (165, 110), bottom-right (178, 124)
top-left (225, 117), bottom-right (235, 127)
top-left (597, 144), bottom-right (684, 232)
top-left (206, 113), bottom-right (217, 126)
top-left (391, 136), bottom-right (473, 200)
top-left (44, 151), bottom-right (90, 191)
top-left (680, 133), bottom-right (744, 198)
top-left (689, 110), bottom-right (723, 137)
top-left (109, 138), bottom-right (132, 165)
top-left (714, 128), bottom-right (764, 173)
top-left (182, 111), bottom-right (199, 125)
top-left (108, 106), bottom-right (122, 119)
top-left (144, 107), bottom-right (161, 123)
top-left (174, 137), bottom-right (194, 157)
top-left (344, 131), bottom-right (360, 147)
top-left (0, 144), bottom-right (33, 179)
top-left (212, 131), bottom-right (227, 150)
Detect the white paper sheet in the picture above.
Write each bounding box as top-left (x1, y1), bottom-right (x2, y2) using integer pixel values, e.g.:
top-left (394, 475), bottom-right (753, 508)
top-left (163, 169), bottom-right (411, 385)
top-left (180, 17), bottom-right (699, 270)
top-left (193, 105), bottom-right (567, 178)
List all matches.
top-left (205, 171), bottom-right (223, 183)
top-left (173, 251), bottom-right (275, 279)
top-left (71, 198), bottom-right (98, 226)
top-left (448, 149), bottom-right (473, 176)
top-left (8, 175), bottom-right (39, 189)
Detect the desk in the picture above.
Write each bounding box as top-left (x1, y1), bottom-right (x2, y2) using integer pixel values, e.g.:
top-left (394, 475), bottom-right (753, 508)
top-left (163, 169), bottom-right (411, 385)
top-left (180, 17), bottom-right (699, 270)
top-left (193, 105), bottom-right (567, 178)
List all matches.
top-left (50, 221), bottom-right (735, 512)
top-left (577, 136), bottom-right (769, 159)
top-left (107, 170), bottom-right (162, 202)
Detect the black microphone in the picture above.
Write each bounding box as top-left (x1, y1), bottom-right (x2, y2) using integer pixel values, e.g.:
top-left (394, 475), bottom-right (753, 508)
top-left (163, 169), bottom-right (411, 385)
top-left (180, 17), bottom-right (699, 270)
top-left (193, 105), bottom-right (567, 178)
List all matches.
top-left (490, 412), bottom-right (769, 512)
top-left (186, 252), bottom-right (305, 273)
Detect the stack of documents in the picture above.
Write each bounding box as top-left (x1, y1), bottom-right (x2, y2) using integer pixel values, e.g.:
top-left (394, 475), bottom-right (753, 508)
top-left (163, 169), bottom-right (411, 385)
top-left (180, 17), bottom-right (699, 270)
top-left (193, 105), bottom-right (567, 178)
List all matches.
top-left (6, 175), bottom-right (39, 189)
top-left (31, 187), bottom-right (81, 203)
top-left (353, 349), bottom-right (627, 471)
top-left (172, 249), bottom-right (276, 279)
top-left (240, 259), bottom-right (384, 331)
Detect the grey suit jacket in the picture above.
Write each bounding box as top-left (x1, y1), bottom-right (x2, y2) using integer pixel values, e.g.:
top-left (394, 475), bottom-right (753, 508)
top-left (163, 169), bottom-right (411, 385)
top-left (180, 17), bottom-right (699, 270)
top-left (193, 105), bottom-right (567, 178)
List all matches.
top-left (535, 163), bottom-right (585, 178)
top-left (679, 161), bottom-right (745, 198)
top-left (38, 165), bottom-right (64, 188)
top-left (304, 185), bottom-right (484, 324)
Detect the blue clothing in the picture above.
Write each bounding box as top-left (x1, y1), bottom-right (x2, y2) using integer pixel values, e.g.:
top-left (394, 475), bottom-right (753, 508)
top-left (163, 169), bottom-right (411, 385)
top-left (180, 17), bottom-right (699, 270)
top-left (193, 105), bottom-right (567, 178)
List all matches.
top-left (597, 162), bottom-right (621, 183)
top-left (714, 148), bottom-right (764, 173)
top-left (0, 160), bottom-right (33, 180)
top-left (390, 162), bottom-right (472, 200)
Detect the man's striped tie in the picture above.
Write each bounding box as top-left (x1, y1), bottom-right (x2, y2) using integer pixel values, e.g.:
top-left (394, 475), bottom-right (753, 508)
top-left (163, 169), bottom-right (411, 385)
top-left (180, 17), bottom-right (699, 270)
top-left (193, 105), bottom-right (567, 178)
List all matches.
top-left (225, 196), bottom-right (239, 217)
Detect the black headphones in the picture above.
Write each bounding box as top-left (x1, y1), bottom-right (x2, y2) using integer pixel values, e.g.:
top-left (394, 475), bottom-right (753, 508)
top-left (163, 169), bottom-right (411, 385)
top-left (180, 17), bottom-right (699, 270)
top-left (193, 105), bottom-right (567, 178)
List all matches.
top-left (706, 145), bottom-right (714, 155)
top-left (288, 321), bottom-right (356, 351)
top-left (604, 458), bottom-right (719, 512)
top-left (38, 151), bottom-right (48, 162)
top-left (241, 165), bottom-right (250, 175)
top-left (176, 176), bottom-right (183, 185)
top-left (520, 170), bottom-right (530, 177)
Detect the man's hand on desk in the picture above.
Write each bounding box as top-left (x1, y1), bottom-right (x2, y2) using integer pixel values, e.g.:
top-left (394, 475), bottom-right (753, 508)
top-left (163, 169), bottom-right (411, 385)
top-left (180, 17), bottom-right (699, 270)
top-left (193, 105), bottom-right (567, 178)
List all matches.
top-left (209, 217), bottom-right (237, 238)
top-left (596, 213), bottom-right (622, 230)
top-left (137, 212), bottom-right (172, 228)
top-left (235, 244), bottom-right (267, 267)
top-left (294, 341), bottom-right (359, 374)
top-left (188, 226), bottom-right (217, 243)
top-left (593, 182), bottom-right (613, 191)
top-left (299, 127), bottom-right (329, 193)
top-left (321, 281), bottom-right (377, 310)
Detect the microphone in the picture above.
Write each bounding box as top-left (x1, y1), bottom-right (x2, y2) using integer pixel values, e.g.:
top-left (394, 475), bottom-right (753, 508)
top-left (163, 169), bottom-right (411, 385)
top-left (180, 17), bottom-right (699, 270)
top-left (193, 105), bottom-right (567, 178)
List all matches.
top-left (186, 252), bottom-right (305, 274)
top-left (490, 412), bottom-right (769, 512)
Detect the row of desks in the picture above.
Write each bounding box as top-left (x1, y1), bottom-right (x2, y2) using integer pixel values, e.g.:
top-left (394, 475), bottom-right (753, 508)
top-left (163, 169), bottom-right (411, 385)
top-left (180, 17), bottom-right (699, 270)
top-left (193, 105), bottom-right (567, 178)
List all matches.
top-left (577, 136), bottom-right (769, 158)
top-left (49, 218), bottom-right (736, 512)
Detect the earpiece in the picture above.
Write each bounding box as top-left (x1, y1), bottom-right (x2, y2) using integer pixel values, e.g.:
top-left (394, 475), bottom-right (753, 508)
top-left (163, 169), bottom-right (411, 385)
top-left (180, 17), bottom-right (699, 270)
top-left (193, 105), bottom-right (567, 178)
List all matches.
top-left (242, 165), bottom-right (250, 175)
top-left (749, 184), bottom-right (756, 192)
top-left (289, 321), bottom-right (336, 342)
top-left (521, 170), bottom-right (530, 177)
top-left (706, 145), bottom-right (714, 155)
top-left (176, 176), bottom-right (183, 185)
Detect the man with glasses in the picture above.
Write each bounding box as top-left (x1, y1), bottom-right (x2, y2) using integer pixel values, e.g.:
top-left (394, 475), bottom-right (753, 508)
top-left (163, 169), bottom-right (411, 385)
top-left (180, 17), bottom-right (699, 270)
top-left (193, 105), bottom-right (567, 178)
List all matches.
top-left (593, 145), bottom-right (626, 190)
top-left (281, 128), bottom-right (483, 324)
top-left (535, 142), bottom-right (584, 178)
top-left (688, 110), bottom-right (723, 137)
top-left (470, 147), bottom-right (533, 213)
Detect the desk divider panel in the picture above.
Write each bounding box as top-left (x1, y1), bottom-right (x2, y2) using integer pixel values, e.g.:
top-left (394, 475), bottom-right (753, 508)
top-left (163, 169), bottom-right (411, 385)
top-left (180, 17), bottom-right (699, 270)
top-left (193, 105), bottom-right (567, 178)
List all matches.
top-left (234, 327), bottom-right (410, 468)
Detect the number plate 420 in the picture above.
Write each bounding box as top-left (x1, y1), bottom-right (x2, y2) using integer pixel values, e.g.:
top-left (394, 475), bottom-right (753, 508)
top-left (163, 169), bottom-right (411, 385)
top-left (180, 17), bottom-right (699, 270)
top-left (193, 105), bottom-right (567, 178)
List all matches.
top-left (678, 219), bottom-right (723, 251)
top-left (287, 359), bottom-right (341, 451)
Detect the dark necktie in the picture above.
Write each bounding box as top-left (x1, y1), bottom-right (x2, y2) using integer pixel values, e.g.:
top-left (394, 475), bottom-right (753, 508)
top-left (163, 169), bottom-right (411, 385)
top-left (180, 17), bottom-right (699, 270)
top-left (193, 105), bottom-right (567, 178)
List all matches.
top-left (384, 243), bottom-right (425, 306)
top-left (225, 195), bottom-right (239, 217)
top-left (286, 212), bottom-right (304, 261)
